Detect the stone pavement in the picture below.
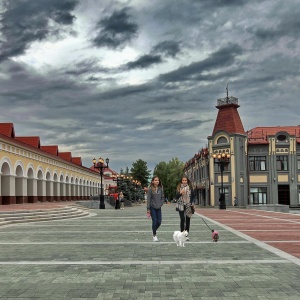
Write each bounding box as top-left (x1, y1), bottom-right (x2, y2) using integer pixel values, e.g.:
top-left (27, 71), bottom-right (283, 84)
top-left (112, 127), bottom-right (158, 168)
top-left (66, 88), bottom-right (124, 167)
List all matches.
top-left (0, 203), bottom-right (299, 299)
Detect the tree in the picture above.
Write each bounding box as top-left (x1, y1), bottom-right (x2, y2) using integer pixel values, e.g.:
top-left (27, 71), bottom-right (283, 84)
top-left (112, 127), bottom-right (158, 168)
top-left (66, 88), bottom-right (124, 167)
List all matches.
top-left (153, 157), bottom-right (184, 200)
top-left (130, 159), bottom-right (151, 187)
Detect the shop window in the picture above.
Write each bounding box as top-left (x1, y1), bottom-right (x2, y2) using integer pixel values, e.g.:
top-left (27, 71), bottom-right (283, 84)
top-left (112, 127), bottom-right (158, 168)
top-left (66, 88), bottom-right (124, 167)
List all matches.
top-left (250, 187), bottom-right (267, 204)
top-left (249, 156), bottom-right (266, 171)
top-left (276, 155), bottom-right (288, 171)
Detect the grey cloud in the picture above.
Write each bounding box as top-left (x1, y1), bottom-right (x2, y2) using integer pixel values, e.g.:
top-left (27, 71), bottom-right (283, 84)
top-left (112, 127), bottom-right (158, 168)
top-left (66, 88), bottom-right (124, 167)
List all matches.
top-left (151, 40), bottom-right (181, 58)
top-left (1, 0), bottom-right (300, 173)
top-left (254, 16), bottom-right (300, 41)
top-left (63, 59), bottom-right (112, 76)
top-left (139, 119), bottom-right (209, 132)
top-left (201, 0), bottom-right (249, 7)
top-left (125, 54), bottom-right (162, 70)
top-left (92, 7), bottom-right (138, 49)
top-left (123, 40), bottom-right (181, 70)
top-left (97, 83), bottom-right (154, 100)
top-left (159, 43), bottom-right (243, 82)
top-left (0, 0), bottom-right (78, 62)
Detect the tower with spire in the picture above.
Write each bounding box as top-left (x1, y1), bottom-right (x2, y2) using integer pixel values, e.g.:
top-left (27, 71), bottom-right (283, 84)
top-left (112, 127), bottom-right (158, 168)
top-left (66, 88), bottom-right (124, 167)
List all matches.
top-left (207, 86), bottom-right (248, 207)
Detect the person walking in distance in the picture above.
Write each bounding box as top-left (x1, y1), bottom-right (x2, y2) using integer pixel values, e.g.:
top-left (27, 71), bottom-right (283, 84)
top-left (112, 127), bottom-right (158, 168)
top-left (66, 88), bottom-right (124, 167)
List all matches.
top-left (176, 176), bottom-right (195, 240)
top-left (119, 192), bottom-right (125, 210)
top-left (147, 176), bottom-right (165, 242)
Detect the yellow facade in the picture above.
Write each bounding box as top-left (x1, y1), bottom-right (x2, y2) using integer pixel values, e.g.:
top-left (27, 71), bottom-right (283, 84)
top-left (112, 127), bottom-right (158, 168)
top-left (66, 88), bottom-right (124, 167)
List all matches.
top-left (0, 137), bottom-right (102, 205)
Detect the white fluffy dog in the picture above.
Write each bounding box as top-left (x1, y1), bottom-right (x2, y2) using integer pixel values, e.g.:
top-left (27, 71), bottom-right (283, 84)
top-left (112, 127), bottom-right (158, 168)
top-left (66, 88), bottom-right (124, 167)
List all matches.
top-left (173, 230), bottom-right (188, 247)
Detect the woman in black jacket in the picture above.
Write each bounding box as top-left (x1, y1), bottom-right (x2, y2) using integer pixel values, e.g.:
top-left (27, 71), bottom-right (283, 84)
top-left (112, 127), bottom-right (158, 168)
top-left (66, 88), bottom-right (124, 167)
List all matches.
top-left (175, 176), bottom-right (195, 239)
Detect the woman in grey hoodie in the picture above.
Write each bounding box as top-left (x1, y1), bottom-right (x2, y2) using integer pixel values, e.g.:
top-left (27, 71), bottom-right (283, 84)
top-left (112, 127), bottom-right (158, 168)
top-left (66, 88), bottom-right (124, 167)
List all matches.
top-left (147, 176), bottom-right (165, 241)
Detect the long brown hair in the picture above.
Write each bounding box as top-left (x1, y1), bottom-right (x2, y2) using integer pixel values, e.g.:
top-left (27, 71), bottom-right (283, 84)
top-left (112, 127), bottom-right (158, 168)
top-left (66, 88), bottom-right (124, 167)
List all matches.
top-left (176, 176), bottom-right (191, 191)
top-left (150, 176), bottom-right (162, 191)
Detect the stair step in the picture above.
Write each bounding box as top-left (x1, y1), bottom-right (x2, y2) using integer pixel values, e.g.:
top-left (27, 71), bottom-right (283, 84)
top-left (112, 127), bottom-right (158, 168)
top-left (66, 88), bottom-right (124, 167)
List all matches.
top-left (0, 208), bottom-right (78, 219)
top-left (0, 207), bottom-right (90, 226)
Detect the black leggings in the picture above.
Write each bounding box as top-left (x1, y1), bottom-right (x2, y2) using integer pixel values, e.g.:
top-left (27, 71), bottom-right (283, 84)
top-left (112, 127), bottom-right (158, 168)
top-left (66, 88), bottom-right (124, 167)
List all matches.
top-left (179, 210), bottom-right (191, 233)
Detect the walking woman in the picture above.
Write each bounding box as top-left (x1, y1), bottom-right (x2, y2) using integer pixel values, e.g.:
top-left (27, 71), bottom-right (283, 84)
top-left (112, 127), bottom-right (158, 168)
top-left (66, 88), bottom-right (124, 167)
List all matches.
top-left (176, 176), bottom-right (195, 240)
top-left (119, 192), bottom-right (125, 210)
top-left (147, 176), bottom-right (165, 242)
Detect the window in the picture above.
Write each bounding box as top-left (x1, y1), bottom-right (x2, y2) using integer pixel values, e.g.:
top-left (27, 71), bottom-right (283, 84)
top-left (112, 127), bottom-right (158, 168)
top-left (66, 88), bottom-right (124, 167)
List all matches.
top-left (250, 187), bottom-right (267, 204)
top-left (217, 137), bottom-right (228, 144)
top-left (276, 155), bottom-right (288, 171)
top-left (215, 162), bottom-right (230, 171)
top-left (249, 156), bottom-right (266, 171)
top-left (277, 134), bottom-right (287, 142)
top-left (297, 156), bottom-right (300, 170)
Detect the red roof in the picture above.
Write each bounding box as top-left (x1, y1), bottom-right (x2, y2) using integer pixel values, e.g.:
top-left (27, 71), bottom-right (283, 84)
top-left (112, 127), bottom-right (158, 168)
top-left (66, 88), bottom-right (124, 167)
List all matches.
top-left (248, 126), bottom-right (300, 144)
top-left (15, 136), bottom-right (41, 148)
top-left (72, 157), bottom-right (82, 166)
top-left (212, 103), bottom-right (245, 135)
top-left (40, 145), bottom-right (59, 156)
top-left (0, 123), bottom-right (99, 174)
top-left (0, 123), bottom-right (15, 137)
top-left (58, 152), bottom-right (72, 161)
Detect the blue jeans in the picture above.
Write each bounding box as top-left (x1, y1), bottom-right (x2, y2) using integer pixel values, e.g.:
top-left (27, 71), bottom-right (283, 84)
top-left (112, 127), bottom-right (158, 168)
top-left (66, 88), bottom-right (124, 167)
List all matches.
top-left (150, 207), bottom-right (162, 235)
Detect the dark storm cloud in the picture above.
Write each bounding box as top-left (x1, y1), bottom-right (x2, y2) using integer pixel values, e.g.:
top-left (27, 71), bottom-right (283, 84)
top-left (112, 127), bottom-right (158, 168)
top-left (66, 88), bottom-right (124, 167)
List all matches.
top-left (200, 0), bottom-right (249, 7)
top-left (97, 83), bottom-right (154, 100)
top-left (92, 7), bottom-right (138, 49)
top-left (63, 59), bottom-right (111, 76)
top-left (1, 0), bottom-right (300, 172)
top-left (160, 43), bottom-right (243, 83)
top-left (253, 14), bottom-right (300, 41)
top-left (0, 0), bottom-right (78, 62)
top-left (123, 40), bottom-right (181, 70)
top-left (124, 54), bottom-right (162, 70)
top-left (151, 40), bottom-right (181, 58)
top-left (138, 118), bottom-right (208, 132)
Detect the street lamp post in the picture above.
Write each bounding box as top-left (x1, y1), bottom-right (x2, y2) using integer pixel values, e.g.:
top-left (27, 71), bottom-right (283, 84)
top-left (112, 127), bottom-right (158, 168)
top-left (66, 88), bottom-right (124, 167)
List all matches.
top-left (93, 157), bottom-right (109, 209)
top-left (212, 153), bottom-right (231, 210)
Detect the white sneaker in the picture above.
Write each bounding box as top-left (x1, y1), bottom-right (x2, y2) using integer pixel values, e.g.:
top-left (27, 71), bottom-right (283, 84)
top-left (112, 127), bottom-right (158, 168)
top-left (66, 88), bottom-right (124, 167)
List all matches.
top-left (153, 236), bottom-right (159, 242)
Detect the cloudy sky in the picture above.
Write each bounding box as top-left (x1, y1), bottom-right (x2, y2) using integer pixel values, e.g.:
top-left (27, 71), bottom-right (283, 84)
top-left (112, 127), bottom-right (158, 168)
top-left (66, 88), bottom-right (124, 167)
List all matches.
top-left (0, 0), bottom-right (299, 173)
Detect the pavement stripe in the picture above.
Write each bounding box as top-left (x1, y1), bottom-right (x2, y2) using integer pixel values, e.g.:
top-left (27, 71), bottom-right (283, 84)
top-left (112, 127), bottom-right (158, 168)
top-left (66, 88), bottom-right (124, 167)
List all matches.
top-left (240, 229), bottom-right (300, 232)
top-left (222, 211), bottom-right (300, 224)
top-left (0, 259), bottom-right (289, 265)
top-left (0, 241), bottom-right (251, 245)
top-left (12, 222), bottom-right (296, 226)
top-left (0, 230), bottom-right (233, 233)
top-left (264, 240), bottom-right (300, 243)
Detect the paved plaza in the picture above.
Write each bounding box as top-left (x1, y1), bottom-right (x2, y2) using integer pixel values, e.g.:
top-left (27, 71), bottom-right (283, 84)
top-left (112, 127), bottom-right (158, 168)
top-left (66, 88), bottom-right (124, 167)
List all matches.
top-left (0, 203), bottom-right (300, 299)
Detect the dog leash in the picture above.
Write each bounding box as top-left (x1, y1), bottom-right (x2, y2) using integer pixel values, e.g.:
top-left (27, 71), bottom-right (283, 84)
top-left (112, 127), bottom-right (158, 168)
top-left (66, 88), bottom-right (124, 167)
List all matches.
top-left (199, 215), bottom-right (220, 242)
top-left (201, 217), bottom-right (214, 232)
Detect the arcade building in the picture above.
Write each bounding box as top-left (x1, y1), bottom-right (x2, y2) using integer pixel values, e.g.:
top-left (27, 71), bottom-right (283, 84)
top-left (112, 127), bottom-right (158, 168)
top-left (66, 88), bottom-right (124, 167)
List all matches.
top-left (184, 94), bottom-right (300, 208)
top-left (0, 123), bottom-right (114, 205)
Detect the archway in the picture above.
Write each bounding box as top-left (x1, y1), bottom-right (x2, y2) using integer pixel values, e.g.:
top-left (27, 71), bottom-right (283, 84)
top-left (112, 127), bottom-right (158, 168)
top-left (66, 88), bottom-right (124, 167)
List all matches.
top-left (53, 173), bottom-right (58, 201)
top-left (1, 162), bottom-right (12, 205)
top-left (27, 168), bottom-right (35, 203)
top-left (15, 165), bottom-right (24, 204)
top-left (37, 169), bottom-right (44, 202)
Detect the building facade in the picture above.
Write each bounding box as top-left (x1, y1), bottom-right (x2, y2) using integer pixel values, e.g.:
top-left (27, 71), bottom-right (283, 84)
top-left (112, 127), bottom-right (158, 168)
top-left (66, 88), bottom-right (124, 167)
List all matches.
top-left (0, 123), bottom-right (113, 205)
top-left (185, 95), bottom-right (300, 208)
